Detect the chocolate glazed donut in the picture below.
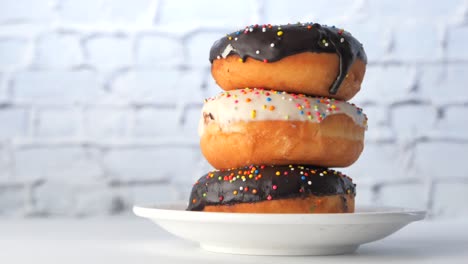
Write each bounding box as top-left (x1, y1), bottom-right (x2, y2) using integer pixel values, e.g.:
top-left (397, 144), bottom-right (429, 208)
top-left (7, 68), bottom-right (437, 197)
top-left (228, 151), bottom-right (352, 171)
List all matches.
top-left (210, 22), bottom-right (367, 97)
top-left (187, 165), bottom-right (356, 213)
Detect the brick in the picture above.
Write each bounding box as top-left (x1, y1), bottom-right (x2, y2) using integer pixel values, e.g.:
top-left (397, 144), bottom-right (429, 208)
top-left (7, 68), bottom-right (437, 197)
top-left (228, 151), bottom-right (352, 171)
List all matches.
top-left (14, 147), bottom-right (102, 181)
top-left (442, 64), bottom-right (468, 102)
top-left (0, 24), bottom-right (46, 38)
top-left (263, 0), bottom-right (355, 24)
top-left (13, 69), bottom-right (102, 103)
top-left (177, 69), bottom-right (206, 103)
top-left (0, 38), bottom-right (28, 69)
top-left (413, 142), bottom-right (468, 179)
top-left (32, 181), bottom-right (75, 216)
top-left (84, 107), bottom-right (129, 139)
top-left (103, 147), bottom-right (199, 181)
top-left (136, 34), bottom-right (183, 66)
top-left (366, 0), bottom-right (463, 19)
top-left (203, 69), bottom-right (221, 97)
top-left (0, 72), bottom-right (3, 100)
top-left (85, 34), bottom-right (133, 70)
top-left (362, 105), bottom-right (395, 142)
top-left (365, 126), bottom-right (396, 142)
top-left (418, 65), bottom-right (468, 104)
top-left (355, 184), bottom-right (375, 207)
top-left (194, 152), bottom-right (214, 179)
top-left (0, 73), bottom-right (4, 99)
top-left (390, 104), bottom-right (437, 140)
top-left (32, 181), bottom-right (117, 216)
top-left (346, 22), bottom-right (387, 62)
top-left (341, 142), bottom-right (413, 181)
top-left (35, 107), bottom-right (81, 138)
top-left (390, 22), bottom-right (442, 61)
top-left (351, 65), bottom-right (415, 104)
top-left (0, 186), bottom-right (25, 216)
top-left (186, 32), bottom-right (225, 67)
top-left (363, 105), bottom-right (388, 129)
top-left (438, 106), bottom-right (468, 138)
top-left (0, 146), bottom-right (12, 180)
top-left (182, 149), bottom-right (215, 187)
top-left (74, 185), bottom-right (124, 216)
top-left (158, 0), bottom-right (254, 26)
top-left (115, 184), bottom-right (181, 207)
top-left (35, 32), bottom-right (83, 68)
top-left (133, 107), bottom-right (181, 138)
top-left (58, 0), bottom-right (155, 25)
top-left (182, 105), bottom-right (202, 142)
top-left (447, 26), bottom-right (468, 60)
top-left (0, 108), bottom-right (28, 139)
top-left (432, 182), bottom-right (468, 218)
top-left (0, 0), bottom-right (54, 23)
top-left (110, 69), bottom-right (203, 103)
top-left (379, 183), bottom-right (429, 209)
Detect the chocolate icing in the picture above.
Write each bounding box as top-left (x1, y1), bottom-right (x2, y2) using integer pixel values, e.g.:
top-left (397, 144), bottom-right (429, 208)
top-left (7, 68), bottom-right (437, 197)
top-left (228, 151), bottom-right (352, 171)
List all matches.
top-left (187, 165), bottom-right (356, 211)
top-left (209, 23), bottom-right (367, 94)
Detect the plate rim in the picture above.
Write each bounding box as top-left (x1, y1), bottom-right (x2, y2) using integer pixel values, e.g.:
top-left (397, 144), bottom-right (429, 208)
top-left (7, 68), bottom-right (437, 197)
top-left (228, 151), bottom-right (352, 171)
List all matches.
top-left (133, 202), bottom-right (426, 225)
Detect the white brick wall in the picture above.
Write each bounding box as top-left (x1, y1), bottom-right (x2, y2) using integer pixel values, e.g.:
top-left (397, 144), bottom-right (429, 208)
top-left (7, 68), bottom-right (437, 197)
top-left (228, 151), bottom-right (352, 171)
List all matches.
top-left (0, 38), bottom-right (28, 68)
top-left (35, 32), bottom-right (84, 69)
top-left (1, 0), bottom-right (468, 219)
top-left (13, 69), bottom-right (102, 102)
top-left (84, 34), bottom-right (133, 70)
top-left (136, 34), bottom-right (183, 66)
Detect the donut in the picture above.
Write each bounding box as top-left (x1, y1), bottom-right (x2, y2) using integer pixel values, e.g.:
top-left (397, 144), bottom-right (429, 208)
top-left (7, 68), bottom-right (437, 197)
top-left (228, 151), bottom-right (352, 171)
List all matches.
top-left (199, 88), bottom-right (367, 169)
top-left (209, 23), bottom-right (367, 100)
top-left (187, 165), bottom-right (356, 213)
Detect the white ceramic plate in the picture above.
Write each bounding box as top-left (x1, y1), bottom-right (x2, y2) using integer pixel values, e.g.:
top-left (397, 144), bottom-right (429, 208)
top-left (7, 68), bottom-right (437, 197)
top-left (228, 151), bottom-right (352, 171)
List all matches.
top-left (133, 203), bottom-right (425, 256)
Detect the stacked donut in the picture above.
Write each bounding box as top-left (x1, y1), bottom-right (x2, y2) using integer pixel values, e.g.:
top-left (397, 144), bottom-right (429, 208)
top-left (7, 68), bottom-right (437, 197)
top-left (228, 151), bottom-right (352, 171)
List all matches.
top-left (187, 22), bottom-right (368, 213)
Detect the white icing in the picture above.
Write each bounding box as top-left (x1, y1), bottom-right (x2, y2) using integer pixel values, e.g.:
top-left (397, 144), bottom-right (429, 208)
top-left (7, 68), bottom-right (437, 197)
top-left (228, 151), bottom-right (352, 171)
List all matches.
top-left (199, 88), bottom-right (367, 136)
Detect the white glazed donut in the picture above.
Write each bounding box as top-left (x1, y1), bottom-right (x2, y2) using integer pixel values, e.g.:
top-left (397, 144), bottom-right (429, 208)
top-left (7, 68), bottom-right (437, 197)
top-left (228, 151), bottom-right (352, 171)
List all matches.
top-left (199, 88), bottom-right (367, 169)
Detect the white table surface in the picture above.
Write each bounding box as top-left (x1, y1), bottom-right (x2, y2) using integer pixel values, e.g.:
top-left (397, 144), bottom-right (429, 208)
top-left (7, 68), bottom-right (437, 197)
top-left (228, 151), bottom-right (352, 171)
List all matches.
top-left (1, 217), bottom-right (467, 264)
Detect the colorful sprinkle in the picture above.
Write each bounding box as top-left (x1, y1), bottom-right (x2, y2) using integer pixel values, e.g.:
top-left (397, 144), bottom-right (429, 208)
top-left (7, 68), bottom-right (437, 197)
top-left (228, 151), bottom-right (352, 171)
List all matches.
top-left (201, 87), bottom-right (367, 132)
